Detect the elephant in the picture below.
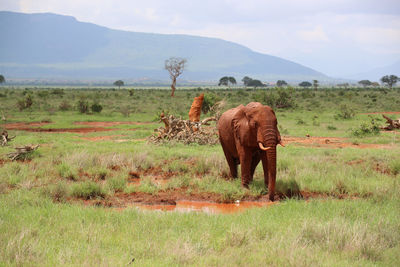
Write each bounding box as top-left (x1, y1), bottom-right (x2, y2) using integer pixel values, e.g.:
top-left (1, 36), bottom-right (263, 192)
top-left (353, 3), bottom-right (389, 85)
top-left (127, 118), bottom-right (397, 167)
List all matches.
top-left (217, 102), bottom-right (283, 201)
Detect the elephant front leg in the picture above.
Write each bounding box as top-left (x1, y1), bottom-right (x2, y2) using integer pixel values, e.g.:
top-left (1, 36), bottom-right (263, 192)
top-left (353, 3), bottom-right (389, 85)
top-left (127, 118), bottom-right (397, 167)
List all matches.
top-left (239, 150), bottom-right (252, 188)
top-left (261, 148), bottom-right (277, 201)
top-left (250, 152), bottom-right (261, 182)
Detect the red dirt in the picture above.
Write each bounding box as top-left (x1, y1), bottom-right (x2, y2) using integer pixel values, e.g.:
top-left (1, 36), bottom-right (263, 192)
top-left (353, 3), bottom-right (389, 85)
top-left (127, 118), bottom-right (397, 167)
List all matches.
top-left (361, 111), bottom-right (400, 115)
top-left (3, 122), bottom-right (114, 133)
top-left (138, 200), bottom-right (275, 214)
top-left (72, 187), bottom-right (364, 214)
top-left (3, 122), bottom-right (51, 129)
top-left (282, 136), bottom-right (393, 149)
top-left (74, 121), bottom-right (152, 127)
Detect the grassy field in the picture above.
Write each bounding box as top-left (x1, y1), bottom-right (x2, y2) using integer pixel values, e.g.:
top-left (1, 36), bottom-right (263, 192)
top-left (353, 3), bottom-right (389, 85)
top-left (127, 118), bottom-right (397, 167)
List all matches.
top-left (0, 86), bottom-right (399, 266)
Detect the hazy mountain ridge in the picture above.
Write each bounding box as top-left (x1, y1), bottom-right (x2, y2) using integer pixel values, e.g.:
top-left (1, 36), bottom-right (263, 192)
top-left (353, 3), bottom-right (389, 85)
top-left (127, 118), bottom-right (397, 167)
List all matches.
top-left (0, 11), bottom-right (328, 82)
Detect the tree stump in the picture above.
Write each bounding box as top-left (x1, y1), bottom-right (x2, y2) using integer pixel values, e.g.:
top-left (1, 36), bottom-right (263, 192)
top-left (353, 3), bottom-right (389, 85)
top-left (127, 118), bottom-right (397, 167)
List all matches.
top-left (1, 130), bottom-right (15, 146)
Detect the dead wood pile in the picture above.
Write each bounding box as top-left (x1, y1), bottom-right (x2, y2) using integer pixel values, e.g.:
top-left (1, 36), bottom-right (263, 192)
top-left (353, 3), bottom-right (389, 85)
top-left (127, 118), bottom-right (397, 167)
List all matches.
top-left (148, 113), bottom-right (218, 145)
top-left (1, 130), bottom-right (15, 146)
top-left (7, 145), bottom-right (39, 161)
top-left (381, 115), bottom-right (400, 130)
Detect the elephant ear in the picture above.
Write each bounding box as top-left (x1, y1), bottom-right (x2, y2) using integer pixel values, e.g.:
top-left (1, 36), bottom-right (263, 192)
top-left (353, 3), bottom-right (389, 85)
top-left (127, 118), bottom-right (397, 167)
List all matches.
top-left (232, 106), bottom-right (253, 146)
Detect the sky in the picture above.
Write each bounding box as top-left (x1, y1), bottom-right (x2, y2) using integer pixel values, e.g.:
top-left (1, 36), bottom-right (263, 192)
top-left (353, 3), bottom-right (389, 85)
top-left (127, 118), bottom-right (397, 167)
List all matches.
top-left (1, 0), bottom-right (400, 77)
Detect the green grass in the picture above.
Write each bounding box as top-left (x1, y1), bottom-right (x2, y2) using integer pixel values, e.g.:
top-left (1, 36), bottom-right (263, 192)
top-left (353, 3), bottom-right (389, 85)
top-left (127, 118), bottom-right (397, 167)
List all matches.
top-left (0, 86), bottom-right (399, 266)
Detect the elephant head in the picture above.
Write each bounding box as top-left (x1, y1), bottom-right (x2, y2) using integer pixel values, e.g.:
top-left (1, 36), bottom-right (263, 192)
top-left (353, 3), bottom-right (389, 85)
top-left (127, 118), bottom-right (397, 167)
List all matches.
top-left (232, 102), bottom-right (282, 200)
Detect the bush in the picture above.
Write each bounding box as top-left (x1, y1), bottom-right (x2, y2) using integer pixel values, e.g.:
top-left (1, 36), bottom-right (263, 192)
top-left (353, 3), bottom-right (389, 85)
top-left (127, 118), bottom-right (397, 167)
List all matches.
top-left (335, 104), bottom-right (355, 120)
top-left (91, 103), bottom-right (103, 113)
top-left (16, 95), bottom-right (33, 111)
top-left (351, 118), bottom-right (380, 137)
top-left (77, 99), bottom-right (89, 113)
top-left (59, 100), bottom-right (71, 111)
top-left (71, 181), bottom-right (105, 199)
top-left (202, 93), bottom-right (222, 114)
top-left (107, 176), bottom-right (127, 193)
top-left (327, 125), bottom-right (337, 130)
top-left (259, 88), bottom-right (295, 109)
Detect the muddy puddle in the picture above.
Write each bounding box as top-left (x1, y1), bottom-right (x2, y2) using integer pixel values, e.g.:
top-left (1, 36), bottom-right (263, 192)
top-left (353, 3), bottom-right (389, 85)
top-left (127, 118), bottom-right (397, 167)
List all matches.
top-left (135, 200), bottom-right (276, 214)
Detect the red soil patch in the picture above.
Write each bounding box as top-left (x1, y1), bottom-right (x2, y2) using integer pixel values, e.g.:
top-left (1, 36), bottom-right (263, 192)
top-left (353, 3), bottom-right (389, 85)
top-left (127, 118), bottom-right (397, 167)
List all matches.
top-left (282, 136), bottom-right (393, 149)
top-left (361, 111), bottom-right (400, 115)
top-left (74, 121), bottom-right (152, 127)
top-left (3, 121), bottom-right (114, 133)
top-left (3, 122), bottom-right (50, 130)
top-left (72, 187), bottom-right (363, 214)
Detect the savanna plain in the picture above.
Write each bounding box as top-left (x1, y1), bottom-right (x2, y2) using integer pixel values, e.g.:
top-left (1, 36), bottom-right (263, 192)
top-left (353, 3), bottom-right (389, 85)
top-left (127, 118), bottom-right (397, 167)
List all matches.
top-left (0, 86), bottom-right (399, 266)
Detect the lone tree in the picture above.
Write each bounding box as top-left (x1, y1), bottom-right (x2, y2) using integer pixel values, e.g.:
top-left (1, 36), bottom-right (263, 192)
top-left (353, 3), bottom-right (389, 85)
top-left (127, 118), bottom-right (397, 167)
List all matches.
top-left (299, 81), bottom-right (312, 88)
top-left (276, 80), bottom-right (287, 87)
top-left (358, 80), bottom-right (372, 87)
top-left (247, 79), bottom-right (265, 88)
top-left (313, 80), bottom-right (319, 90)
top-left (380, 75), bottom-right (399, 89)
top-left (113, 80), bottom-right (124, 89)
top-left (0, 75), bottom-right (5, 84)
top-left (242, 76), bottom-right (252, 87)
top-left (165, 57), bottom-right (186, 97)
top-left (218, 76), bottom-right (237, 87)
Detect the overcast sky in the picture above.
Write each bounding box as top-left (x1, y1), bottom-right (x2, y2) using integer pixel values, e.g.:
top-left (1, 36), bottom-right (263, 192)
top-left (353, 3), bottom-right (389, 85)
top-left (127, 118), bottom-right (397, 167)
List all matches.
top-left (1, 0), bottom-right (399, 77)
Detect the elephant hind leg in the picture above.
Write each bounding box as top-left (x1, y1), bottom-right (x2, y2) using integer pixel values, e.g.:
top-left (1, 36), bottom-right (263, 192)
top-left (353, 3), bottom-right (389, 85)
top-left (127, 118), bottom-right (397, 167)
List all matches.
top-left (220, 142), bottom-right (238, 178)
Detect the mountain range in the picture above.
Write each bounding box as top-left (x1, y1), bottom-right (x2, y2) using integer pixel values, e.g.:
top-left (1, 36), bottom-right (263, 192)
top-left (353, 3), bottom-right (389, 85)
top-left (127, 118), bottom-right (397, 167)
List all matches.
top-left (0, 11), bottom-right (330, 83)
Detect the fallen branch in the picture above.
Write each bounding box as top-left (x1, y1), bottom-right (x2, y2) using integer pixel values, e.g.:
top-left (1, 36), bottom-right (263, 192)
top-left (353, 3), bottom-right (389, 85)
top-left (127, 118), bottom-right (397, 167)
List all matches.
top-left (149, 114), bottom-right (218, 145)
top-left (7, 145), bottom-right (39, 161)
top-left (381, 114), bottom-right (400, 130)
top-left (1, 130), bottom-right (16, 146)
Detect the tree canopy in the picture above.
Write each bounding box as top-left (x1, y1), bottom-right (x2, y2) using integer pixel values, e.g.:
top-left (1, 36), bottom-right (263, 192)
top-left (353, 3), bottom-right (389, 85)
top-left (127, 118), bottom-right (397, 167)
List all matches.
top-left (276, 80), bottom-right (287, 87)
top-left (242, 76), bottom-right (265, 88)
top-left (380, 75), bottom-right (399, 89)
top-left (0, 75), bottom-right (5, 84)
top-left (165, 57), bottom-right (186, 97)
top-left (218, 76), bottom-right (236, 87)
top-left (358, 80), bottom-right (372, 87)
top-left (298, 81), bottom-right (312, 88)
top-left (113, 80), bottom-right (124, 88)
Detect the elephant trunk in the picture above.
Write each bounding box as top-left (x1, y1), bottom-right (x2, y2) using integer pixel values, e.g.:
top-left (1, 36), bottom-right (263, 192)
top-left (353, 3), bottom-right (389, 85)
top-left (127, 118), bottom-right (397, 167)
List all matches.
top-left (266, 146), bottom-right (277, 201)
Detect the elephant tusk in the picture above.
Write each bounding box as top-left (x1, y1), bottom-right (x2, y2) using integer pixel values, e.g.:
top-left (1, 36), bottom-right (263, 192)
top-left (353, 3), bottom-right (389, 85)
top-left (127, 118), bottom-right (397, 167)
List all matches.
top-left (279, 141), bottom-right (285, 147)
top-left (258, 142), bottom-right (272, 151)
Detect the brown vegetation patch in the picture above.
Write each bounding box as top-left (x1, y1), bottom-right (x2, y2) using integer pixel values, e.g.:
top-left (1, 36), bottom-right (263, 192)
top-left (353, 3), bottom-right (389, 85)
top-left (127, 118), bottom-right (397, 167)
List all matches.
top-left (283, 136), bottom-right (393, 149)
top-left (346, 159), bottom-right (366, 165)
top-left (373, 163), bottom-right (392, 175)
top-left (74, 121), bottom-right (152, 127)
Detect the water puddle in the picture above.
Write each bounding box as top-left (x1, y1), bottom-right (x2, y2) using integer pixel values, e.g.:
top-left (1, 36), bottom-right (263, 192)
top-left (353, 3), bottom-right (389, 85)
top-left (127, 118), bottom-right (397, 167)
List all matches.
top-left (136, 200), bottom-right (276, 214)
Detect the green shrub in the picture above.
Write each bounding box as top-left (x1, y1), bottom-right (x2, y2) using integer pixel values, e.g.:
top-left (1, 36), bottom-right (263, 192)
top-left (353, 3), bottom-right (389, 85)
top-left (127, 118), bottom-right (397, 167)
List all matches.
top-left (327, 125), bottom-right (337, 130)
top-left (58, 163), bottom-right (78, 181)
top-left (202, 93), bottom-right (222, 114)
top-left (77, 99), bottom-right (89, 113)
top-left (91, 103), bottom-right (103, 113)
top-left (106, 176), bottom-right (127, 193)
top-left (351, 118), bottom-right (380, 137)
top-left (71, 181), bottom-right (105, 199)
top-left (334, 104), bottom-right (355, 120)
top-left (59, 100), bottom-right (71, 111)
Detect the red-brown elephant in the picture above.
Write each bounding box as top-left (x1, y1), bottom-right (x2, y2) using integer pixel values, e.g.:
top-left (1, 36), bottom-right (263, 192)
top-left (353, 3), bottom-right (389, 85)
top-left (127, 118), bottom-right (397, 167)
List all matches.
top-left (217, 102), bottom-right (283, 201)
